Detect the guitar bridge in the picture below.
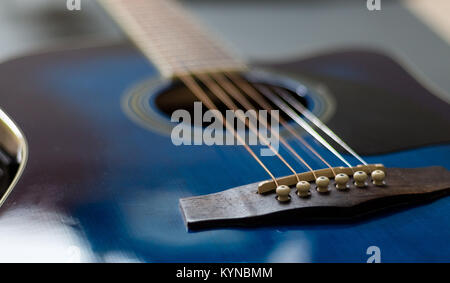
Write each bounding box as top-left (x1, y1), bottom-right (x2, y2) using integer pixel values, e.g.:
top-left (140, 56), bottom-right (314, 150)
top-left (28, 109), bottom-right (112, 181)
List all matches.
top-left (179, 166), bottom-right (450, 229)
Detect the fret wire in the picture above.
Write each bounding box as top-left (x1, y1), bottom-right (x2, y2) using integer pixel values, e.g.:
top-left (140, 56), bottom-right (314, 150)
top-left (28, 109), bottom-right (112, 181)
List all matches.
top-left (101, 0), bottom-right (246, 76)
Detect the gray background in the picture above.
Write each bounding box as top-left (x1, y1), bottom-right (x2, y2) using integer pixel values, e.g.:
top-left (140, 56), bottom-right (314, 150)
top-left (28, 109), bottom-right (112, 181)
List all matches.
top-left (0, 0), bottom-right (449, 101)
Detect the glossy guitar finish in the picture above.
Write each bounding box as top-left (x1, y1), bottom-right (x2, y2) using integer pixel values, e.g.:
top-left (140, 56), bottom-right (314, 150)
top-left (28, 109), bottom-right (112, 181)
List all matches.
top-left (0, 43), bottom-right (449, 262)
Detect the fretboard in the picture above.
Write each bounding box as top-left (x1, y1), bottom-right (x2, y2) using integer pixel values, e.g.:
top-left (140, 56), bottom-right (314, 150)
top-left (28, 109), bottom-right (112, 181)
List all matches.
top-left (100, 0), bottom-right (247, 77)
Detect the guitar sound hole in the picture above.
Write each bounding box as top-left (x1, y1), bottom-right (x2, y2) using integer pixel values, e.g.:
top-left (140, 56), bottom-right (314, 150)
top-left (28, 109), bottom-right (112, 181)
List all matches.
top-left (154, 76), bottom-right (309, 127)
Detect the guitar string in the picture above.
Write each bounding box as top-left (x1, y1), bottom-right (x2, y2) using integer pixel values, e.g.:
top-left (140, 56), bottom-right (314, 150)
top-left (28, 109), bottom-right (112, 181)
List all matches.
top-left (135, 35), bottom-right (281, 186)
top-left (155, 52), bottom-right (356, 179)
top-left (197, 74), bottom-right (316, 182)
top-left (168, 59), bottom-right (358, 183)
top-left (178, 73), bottom-right (280, 186)
top-left (196, 73), bottom-right (359, 180)
top-left (122, 0), bottom-right (363, 179)
top-left (108, 0), bottom-right (363, 185)
top-left (142, 0), bottom-right (365, 169)
top-left (116, 0), bottom-right (358, 171)
top-left (196, 73), bottom-right (302, 182)
top-left (274, 87), bottom-right (368, 166)
top-left (208, 73), bottom-right (318, 179)
top-left (255, 84), bottom-right (354, 168)
top-left (171, 56), bottom-right (351, 181)
top-left (140, 17), bottom-right (358, 171)
top-left (224, 72), bottom-right (337, 177)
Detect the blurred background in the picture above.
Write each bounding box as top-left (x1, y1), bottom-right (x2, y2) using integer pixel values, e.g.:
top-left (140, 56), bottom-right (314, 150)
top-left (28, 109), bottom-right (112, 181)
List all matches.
top-left (0, 0), bottom-right (449, 99)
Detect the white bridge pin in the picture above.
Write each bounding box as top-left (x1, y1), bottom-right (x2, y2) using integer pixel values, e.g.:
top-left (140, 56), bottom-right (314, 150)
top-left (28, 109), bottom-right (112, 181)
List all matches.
top-left (316, 176), bottom-right (330, 193)
top-left (296, 181), bottom-right (311, 198)
top-left (335, 173), bottom-right (349, 190)
top-left (371, 170), bottom-right (386, 186)
top-left (354, 171), bottom-right (368, 188)
top-left (276, 185), bottom-right (291, 202)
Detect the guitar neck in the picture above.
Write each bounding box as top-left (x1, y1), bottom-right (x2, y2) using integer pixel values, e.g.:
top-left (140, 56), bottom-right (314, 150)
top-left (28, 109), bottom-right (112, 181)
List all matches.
top-left (100, 0), bottom-right (247, 77)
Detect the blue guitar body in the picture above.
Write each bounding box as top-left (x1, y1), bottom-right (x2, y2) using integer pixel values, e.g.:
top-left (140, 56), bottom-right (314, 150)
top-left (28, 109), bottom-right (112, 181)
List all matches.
top-left (0, 43), bottom-right (449, 262)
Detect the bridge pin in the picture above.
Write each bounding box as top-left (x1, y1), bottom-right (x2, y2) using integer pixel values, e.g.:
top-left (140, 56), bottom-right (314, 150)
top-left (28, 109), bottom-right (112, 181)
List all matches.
top-left (316, 176), bottom-right (330, 193)
top-left (335, 173), bottom-right (349, 190)
top-left (296, 181), bottom-right (311, 198)
top-left (354, 171), bottom-right (368, 188)
top-left (276, 185), bottom-right (291, 202)
top-left (371, 170), bottom-right (386, 186)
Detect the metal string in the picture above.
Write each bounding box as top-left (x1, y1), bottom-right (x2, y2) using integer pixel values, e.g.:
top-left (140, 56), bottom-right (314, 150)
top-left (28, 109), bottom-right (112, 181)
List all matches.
top-left (275, 87), bottom-right (368, 165)
top-left (161, 43), bottom-right (363, 181)
top-left (178, 74), bottom-right (280, 186)
top-left (210, 73), bottom-right (319, 179)
top-left (196, 73), bottom-right (302, 182)
top-left (146, 46), bottom-right (282, 186)
top-left (107, 0), bottom-right (369, 186)
top-left (256, 84), bottom-right (353, 168)
top-left (225, 72), bottom-right (337, 177)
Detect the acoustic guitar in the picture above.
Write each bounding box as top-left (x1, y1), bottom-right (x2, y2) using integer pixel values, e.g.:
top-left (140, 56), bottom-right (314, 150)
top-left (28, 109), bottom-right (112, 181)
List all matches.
top-left (0, 0), bottom-right (449, 262)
